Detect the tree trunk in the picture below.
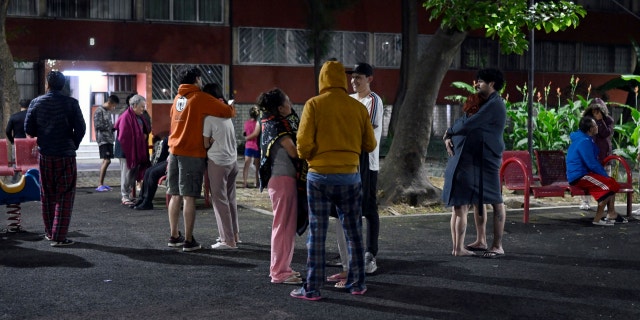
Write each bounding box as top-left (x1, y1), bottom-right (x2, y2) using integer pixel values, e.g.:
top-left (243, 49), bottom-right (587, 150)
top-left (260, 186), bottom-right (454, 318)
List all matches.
top-left (389, 0), bottom-right (418, 136)
top-left (0, 0), bottom-right (18, 139)
top-left (378, 27), bottom-right (467, 206)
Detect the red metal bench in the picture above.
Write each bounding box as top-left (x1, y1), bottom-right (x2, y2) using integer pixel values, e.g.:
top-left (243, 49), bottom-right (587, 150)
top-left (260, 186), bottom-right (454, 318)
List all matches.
top-left (501, 150), bottom-right (634, 223)
top-left (0, 139), bottom-right (17, 176)
top-left (14, 138), bottom-right (39, 173)
top-left (535, 150), bottom-right (633, 217)
top-left (500, 150), bottom-right (566, 223)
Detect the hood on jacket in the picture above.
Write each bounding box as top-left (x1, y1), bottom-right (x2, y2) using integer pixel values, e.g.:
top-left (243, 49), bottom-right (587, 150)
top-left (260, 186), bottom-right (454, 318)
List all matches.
top-left (177, 84), bottom-right (201, 97)
top-left (569, 130), bottom-right (590, 143)
top-left (318, 61), bottom-right (348, 94)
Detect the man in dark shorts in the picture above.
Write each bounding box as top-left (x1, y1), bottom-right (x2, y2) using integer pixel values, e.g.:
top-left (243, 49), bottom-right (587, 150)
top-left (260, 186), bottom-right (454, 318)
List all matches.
top-left (166, 66), bottom-right (235, 252)
top-left (94, 95), bottom-right (119, 192)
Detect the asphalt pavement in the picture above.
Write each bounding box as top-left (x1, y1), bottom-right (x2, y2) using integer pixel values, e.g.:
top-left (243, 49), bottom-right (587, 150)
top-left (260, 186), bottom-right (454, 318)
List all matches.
top-left (2, 167), bottom-right (640, 319)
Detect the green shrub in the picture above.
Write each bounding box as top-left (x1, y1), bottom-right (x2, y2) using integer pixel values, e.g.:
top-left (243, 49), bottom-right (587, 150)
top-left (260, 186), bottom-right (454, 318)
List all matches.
top-left (446, 76), bottom-right (638, 157)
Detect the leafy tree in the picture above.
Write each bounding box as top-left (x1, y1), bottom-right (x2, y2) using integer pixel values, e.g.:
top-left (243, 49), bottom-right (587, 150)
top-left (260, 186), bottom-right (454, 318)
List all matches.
top-left (378, 0), bottom-right (586, 206)
top-left (0, 0), bottom-right (19, 140)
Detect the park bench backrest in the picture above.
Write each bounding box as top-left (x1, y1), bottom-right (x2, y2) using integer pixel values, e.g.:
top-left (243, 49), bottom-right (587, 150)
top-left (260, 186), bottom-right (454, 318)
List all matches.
top-left (534, 150), bottom-right (569, 186)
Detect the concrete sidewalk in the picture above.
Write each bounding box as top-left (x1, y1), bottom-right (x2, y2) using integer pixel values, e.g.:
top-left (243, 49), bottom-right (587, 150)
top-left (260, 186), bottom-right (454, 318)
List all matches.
top-left (1, 184), bottom-right (640, 319)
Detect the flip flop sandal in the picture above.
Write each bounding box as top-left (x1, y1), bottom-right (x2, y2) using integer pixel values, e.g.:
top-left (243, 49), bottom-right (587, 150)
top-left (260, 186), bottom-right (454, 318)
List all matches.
top-left (334, 280), bottom-right (346, 289)
top-left (482, 251), bottom-right (505, 259)
top-left (464, 245), bottom-right (488, 252)
top-left (326, 272), bottom-right (347, 282)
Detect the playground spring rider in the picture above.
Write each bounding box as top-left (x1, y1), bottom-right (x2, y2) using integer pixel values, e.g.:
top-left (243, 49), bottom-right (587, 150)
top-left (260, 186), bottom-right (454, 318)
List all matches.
top-left (0, 169), bottom-right (41, 232)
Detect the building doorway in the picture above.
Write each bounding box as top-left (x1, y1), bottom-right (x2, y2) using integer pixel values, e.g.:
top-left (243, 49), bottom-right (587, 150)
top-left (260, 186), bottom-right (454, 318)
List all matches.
top-left (44, 60), bottom-right (152, 158)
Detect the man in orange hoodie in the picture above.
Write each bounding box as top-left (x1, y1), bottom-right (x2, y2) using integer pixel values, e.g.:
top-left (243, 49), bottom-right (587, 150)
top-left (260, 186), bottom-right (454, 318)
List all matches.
top-left (166, 66), bottom-right (235, 252)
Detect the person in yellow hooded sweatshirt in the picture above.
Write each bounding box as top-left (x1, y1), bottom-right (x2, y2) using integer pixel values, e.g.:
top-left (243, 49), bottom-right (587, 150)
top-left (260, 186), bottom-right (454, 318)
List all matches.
top-left (290, 60), bottom-right (376, 301)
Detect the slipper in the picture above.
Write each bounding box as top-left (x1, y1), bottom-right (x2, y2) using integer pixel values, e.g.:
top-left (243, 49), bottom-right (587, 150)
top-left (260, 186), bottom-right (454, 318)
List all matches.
top-left (281, 274), bottom-right (302, 285)
top-left (464, 245), bottom-right (487, 252)
top-left (334, 280), bottom-right (346, 289)
top-left (482, 251), bottom-right (504, 259)
top-left (326, 272), bottom-right (347, 282)
top-left (121, 199), bottom-right (135, 206)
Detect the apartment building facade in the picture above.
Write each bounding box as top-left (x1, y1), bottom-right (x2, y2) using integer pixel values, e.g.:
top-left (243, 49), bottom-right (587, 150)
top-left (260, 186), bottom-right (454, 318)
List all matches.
top-left (7, 0), bottom-right (640, 150)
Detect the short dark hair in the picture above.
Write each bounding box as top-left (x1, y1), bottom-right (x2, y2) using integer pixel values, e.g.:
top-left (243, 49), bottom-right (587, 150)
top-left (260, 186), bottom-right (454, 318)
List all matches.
top-left (47, 71), bottom-right (66, 91)
top-left (178, 66), bottom-right (202, 85)
top-left (579, 116), bottom-right (595, 133)
top-left (107, 94), bottom-right (120, 104)
top-left (476, 68), bottom-right (505, 91)
top-left (202, 83), bottom-right (226, 102)
top-left (19, 99), bottom-right (31, 108)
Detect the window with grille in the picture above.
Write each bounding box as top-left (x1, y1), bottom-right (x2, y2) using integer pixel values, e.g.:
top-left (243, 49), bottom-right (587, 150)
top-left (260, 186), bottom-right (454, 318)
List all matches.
top-left (460, 38), bottom-right (499, 70)
top-left (500, 52), bottom-right (526, 71)
top-left (614, 45), bottom-right (633, 74)
top-left (145, 0), bottom-right (223, 23)
top-left (556, 42), bottom-right (578, 72)
top-left (8, 0), bottom-right (38, 16)
top-left (326, 32), bottom-right (368, 67)
top-left (109, 75), bottom-right (136, 92)
top-left (152, 64), bottom-right (225, 102)
top-left (237, 28), bottom-right (371, 66)
top-left (535, 41), bottom-right (559, 72)
top-left (46, 0), bottom-right (133, 19)
top-left (238, 27), bottom-right (310, 65)
top-left (374, 33), bottom-right (401, 68)
top-left (14, 62), bottom-right (38, 101)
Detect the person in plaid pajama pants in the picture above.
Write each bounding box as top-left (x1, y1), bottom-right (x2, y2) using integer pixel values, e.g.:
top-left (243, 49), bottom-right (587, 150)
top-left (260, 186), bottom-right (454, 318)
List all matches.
top-left (291, 60), bottom-right (377, 301)
top-left (25, 71), bottom-right (86, 246)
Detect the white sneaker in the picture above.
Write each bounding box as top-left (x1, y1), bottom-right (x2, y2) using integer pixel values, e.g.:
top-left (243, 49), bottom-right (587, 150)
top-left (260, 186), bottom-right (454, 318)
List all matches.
top-left (211, 242), bottom-right (237, 250)
top-left (579, 201), bottom-right (591, 211)
top-left (364, 252), bottom-right (378, 274)
top-left (216, 236), bottom-right (242, 243)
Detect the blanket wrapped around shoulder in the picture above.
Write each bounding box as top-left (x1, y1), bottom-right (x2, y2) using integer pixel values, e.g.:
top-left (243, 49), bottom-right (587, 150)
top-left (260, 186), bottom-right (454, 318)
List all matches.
top-left (258, 111), bottom-right (308, 235)
top-left (113, 107), bottom-right (151, 181)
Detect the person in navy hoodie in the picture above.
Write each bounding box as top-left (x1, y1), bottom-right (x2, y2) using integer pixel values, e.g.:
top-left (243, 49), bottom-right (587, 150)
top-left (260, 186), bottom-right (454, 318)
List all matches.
top-left (25, 71), bottom-right (86, 246)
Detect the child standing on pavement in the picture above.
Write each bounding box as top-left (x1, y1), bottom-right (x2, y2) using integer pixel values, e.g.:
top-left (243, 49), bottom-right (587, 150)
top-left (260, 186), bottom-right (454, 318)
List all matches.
top-left (243, 106), bottom-right (260, 188)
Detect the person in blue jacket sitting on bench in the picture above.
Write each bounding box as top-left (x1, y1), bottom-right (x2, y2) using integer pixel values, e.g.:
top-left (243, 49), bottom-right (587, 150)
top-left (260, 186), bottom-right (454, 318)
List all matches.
top-left (566, 116), bottom-right (628, 226)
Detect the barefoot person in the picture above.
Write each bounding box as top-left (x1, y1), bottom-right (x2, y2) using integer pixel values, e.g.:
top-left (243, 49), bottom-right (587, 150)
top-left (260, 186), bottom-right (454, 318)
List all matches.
top-left (442, 93), bottom-right (485, 256)
top-left (443, 68), bottom-right (507, 259)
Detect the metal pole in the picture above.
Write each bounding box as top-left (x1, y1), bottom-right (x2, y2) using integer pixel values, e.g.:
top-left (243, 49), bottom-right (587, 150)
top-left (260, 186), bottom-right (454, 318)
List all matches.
top-left (528, 0), bottom-right (535, 158)
top-left (228, 0), bottom-right (234, 99)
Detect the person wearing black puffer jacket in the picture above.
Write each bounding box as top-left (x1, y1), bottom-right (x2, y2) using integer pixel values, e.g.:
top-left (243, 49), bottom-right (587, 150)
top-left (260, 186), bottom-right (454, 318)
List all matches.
top-left (25, 70), bottom-right (86, 247)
